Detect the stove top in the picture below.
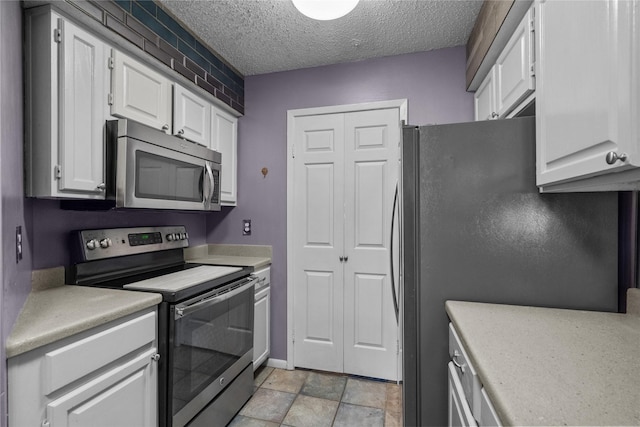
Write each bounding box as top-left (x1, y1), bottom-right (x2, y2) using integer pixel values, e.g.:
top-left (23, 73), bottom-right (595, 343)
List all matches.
top-left (68, 226), bottom-right (253, 302)
top-left (124, 265), bottom-right (242, 292)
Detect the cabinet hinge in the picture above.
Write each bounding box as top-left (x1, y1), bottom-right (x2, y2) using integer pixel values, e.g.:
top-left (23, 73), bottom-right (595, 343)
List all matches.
top-left (291, 144), bottom-right (295, 159)
top-left (108, 56), bottom-right (115, 70)
top-left (530, 63), bottom-right (536, 77)
top-left (292, 330), bottom-right (295, 344)
top-left (107, 93), bottom-right (114, 106)
top-left (53, 28), bottom-right (62, 43)
top-left (396, 340), bottom-right (400, 355)
top-left (54, 165), bottom-right (62, 180)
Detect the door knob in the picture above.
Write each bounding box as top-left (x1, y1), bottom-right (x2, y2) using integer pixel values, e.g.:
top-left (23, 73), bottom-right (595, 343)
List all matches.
top-left (605, 151), bottom-right (628, 164)
top-left (339, 256), bottom-right (344, 262)
top-left (344, 256), bottom-right (348, 262)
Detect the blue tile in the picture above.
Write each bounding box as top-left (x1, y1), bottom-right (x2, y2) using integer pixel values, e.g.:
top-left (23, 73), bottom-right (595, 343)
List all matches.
top-left (134, 0), bottom-right (156, 17)
top-left (209, 66), bottom-right (226, 84)
top-left (132, 3), bottom-right (177, 46)
top-left (113, 0), bottom-right (131, 13)
top-left (195, 40), bottom-right (225, 70)
top-left (178, 40), bottom-right (209, 72)
top-left (157, 8), bottom-right (196, 47)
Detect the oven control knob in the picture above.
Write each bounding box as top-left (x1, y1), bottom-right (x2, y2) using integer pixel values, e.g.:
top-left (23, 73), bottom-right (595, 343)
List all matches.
top-left (99, 238), bottom-right (112, 249)
top-left (180, 233), bottom-right (187, 240)
top-left (167, 233), bottom-right (175, 241)
top-left (86, 239), bottom-right (99, 250)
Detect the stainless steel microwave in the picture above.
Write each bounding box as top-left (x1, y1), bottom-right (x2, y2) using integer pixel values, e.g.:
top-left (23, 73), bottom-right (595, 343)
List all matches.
top-left (105, 119), bottom-right (221, 211)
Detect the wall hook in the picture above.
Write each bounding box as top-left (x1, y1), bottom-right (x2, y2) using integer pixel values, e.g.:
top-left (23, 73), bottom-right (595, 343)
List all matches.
top-left (261, 167), bottom-right (268, 178)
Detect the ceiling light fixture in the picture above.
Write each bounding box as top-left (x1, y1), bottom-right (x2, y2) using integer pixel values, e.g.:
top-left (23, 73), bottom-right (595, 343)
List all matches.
top-left (291, 0), bottom-right (359, 21)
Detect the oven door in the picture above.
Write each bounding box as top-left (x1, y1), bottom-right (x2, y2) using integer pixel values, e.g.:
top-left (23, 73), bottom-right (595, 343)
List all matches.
top-left (115, 136), bottom-right (220, 211)
top-left (169, 276), bottom-right (255, 426)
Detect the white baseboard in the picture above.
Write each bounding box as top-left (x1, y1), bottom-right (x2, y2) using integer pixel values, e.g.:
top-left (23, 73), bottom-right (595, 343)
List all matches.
top-left (266, 358), bottom-right (288, 369)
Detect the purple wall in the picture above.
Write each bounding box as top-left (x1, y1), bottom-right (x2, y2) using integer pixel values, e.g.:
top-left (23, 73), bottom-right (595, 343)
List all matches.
top-left (207, 47), bottom-right (474, 361)
top-left (1, 1), bottom-right (28, 424)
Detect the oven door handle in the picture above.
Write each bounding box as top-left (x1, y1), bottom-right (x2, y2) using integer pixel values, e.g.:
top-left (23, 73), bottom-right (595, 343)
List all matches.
top-left (175, 278), bottom-right (257, 319)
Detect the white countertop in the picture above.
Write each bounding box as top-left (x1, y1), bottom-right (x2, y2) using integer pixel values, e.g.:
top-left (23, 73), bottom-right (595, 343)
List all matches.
top-left (6, 267), bottom-right (161, 358)
top-left (185, 244), bottom-right (272, 270)
top-left (445, 298), bottom-right (640, 426)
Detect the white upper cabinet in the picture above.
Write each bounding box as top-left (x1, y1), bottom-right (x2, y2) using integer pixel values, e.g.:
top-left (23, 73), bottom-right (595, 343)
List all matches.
top-left (25, 8), bottom-right (108, 199)
top-left (494, 6), bottom-right (535, 117)
top-left (474, 6), bottom-right (535, 121)
top-left (110, 49), bottom-right (173, 133)
top-left (173, 83), bottom-right (211, 145)
top-left (474, 66), bottom-right (497, 121)
top-left (536, 0), bottom-right (639, 190)
top-left (211, 106), bottom-right (238, 205)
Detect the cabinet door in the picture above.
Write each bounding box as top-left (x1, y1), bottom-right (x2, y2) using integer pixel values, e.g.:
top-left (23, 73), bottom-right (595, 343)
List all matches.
top-left (474, 67), bottom-right (496, 121)
top-left (47, 348), bottom-right (158, 427)
top-left (253, 286), bottom-right (270, 370)
top-left (211, 106), bottom-right (238, 205)
top-left (173, 83), bottom-right (211, 145)
top-left (448, 363), bottom-right (476, 427)
top-left (536, 0), bottom-right (637, 186)
top-left (495, 7), bottom-right (534, 117)
top-left (58, 18), bottom-right (107, 195)
top-left (111, 50), bottom-right (172, 133)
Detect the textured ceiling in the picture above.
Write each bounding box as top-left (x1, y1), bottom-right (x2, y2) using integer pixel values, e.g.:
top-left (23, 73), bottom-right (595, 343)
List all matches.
top-left (157, 0), bottom-right (483, 76)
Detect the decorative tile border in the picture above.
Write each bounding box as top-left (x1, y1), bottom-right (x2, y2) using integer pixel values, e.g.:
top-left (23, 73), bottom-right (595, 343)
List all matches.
top-left (68, 0), bottom-right (244, 114)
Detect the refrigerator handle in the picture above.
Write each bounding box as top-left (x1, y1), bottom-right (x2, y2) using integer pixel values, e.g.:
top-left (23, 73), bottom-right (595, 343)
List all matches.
top-left (390, 181), bottom-right (400, 324)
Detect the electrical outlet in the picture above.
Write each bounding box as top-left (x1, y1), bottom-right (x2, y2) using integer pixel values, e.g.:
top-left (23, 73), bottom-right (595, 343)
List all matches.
top-left (243, 220), bottom-right (251, 236)
top-left (16, 226), bottom-right (22, 263)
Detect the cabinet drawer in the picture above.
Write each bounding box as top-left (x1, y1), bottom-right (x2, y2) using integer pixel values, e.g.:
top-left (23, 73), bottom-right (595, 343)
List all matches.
top-left (44, 311), bottom-right (156, 394)
top-left (252, 266), bottom-right (271, 292)
top-left (449, 323), bottom-right (482, 421)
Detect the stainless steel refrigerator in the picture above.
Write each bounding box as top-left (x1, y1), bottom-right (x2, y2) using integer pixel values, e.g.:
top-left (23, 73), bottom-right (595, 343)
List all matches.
top-left (401, 117), bottom-right (618, 426)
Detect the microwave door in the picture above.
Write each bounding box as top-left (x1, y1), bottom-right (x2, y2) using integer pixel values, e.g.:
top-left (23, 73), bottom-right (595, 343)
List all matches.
top-left (122, 138), bottom-right (208, 210)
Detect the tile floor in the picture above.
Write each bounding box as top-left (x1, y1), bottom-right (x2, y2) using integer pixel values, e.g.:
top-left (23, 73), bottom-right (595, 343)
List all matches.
top-left (229, 367), bottom-right (403, 427)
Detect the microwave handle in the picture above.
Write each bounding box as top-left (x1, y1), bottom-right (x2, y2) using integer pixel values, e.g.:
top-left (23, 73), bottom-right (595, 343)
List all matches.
top-left (205, 162), bottom-right (215, 208)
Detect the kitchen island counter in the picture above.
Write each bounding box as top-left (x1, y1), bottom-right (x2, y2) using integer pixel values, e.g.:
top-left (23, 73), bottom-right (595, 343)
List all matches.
top-left (7, 267), bottom-right (161, 358)
top-left (446, 296), bottom-right (640, 426)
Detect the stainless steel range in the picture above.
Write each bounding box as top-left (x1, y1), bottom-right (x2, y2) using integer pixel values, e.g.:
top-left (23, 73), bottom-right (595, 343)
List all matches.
top-left (66, 226), bottom-right (256, 427)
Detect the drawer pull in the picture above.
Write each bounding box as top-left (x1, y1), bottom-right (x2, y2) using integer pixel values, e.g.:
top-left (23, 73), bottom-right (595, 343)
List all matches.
top-left (452, 350), bottom-right (466, 373)
top-left (605, 151), bottom-right (628, 164)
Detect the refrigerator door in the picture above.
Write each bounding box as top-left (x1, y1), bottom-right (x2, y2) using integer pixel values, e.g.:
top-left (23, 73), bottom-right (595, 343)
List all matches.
top-left (402, 117), bottom-right (618, 426)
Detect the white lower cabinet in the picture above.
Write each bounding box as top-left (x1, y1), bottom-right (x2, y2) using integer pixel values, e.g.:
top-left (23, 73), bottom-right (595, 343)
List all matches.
top-left (448, 362), bottom-right (476, 427)
top-left (8, 308), bottom-right (158, 427)
top-left (253, 266), bottom-right (271, 370)
top-left (448, 323), bottom-right (501, 427)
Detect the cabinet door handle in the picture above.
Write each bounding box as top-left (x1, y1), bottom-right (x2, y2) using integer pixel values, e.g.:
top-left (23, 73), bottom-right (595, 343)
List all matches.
top-left (605, 151), bottom-right (628, 165)
top-left (96, 183), bottom-right (106, 191)
top-left (178, 129), bottom-right (185, 136)
top-left (151, 353), bottom-right (160, 362)
top-left (339, 256), bottom-right (344, 262)
top-left (162, 124), bottom-right (170, 131)
top-left (452, 350), bottom-right (465, 373)
top-left (491, 112), bottom-right (498, 119)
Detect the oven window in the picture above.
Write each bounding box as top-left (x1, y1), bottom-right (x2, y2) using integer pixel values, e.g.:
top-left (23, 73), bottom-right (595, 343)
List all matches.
top-left (172, 285), bottom-right (253, 416)
top-left (136, 151), bottom-right (204, 202)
